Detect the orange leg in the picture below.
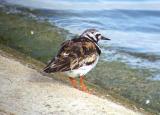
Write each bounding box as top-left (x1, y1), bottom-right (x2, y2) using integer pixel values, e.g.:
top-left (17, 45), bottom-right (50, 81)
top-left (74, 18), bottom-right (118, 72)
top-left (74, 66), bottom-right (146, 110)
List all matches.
top-left (69, 77), bottom-right (77, 88)
top-left (80, 76), bottom-right (88, 92)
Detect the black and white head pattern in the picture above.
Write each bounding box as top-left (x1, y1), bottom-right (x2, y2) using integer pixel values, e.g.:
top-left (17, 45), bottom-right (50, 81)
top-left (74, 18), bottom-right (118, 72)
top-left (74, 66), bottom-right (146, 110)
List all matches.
top-left (80, 29), bottom-right (103, 43)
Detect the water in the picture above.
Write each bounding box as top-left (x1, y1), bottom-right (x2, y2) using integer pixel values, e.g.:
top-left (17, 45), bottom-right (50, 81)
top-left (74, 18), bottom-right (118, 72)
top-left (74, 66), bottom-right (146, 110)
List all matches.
top-left (6, 0), bottom-right (159, 70)
top-left (23, 9), bottom-right (160, 70)
top-left (4, 1), bottom-right (160, 68)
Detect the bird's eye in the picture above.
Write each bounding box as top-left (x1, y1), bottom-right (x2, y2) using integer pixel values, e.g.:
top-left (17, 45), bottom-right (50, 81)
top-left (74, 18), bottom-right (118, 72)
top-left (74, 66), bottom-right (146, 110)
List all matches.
top-left (96, 34), bottom-right (101, 38)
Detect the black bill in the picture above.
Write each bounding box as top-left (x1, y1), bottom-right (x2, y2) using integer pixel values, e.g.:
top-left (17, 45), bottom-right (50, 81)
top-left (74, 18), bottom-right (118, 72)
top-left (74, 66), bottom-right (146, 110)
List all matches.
top-left (101, 36), bottom-right (111, 40)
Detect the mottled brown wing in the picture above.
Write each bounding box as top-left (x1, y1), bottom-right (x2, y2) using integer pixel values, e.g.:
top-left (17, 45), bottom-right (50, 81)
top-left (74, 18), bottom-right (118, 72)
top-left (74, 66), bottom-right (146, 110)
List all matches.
top-left (43, 39), bottom-right (98, 73)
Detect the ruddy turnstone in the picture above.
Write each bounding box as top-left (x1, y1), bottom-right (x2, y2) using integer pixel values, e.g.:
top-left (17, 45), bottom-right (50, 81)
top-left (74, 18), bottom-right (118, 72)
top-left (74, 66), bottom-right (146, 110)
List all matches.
top-left (43, 29), bottom-right (110, 92)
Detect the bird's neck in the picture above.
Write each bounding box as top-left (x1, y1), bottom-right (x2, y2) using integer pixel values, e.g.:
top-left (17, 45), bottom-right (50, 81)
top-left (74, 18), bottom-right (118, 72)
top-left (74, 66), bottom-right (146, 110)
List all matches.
top-left (80, 36), bottom-right (101, 55)
top-left (94, 42), bottom-right (101, 55)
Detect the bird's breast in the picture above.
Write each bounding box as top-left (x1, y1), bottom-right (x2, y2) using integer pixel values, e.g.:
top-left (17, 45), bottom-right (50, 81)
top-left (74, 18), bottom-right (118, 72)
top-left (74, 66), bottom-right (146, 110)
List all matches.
top-left (65, 56), bottom-right (99, 77)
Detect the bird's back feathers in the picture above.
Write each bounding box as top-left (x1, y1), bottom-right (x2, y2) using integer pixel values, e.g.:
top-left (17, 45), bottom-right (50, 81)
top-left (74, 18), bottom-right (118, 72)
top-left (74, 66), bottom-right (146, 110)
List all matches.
top-left (43, 37), bottom-right (101, 73)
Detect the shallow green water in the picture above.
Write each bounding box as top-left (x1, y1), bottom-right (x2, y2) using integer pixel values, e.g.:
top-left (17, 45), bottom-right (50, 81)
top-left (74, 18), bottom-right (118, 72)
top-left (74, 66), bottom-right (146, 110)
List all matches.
top-left (0, 11), bottom-right (68, 63)
top-left (0, 8), bottom-right (160, 114)
top-left (88, 61), bottom-right (160, 114)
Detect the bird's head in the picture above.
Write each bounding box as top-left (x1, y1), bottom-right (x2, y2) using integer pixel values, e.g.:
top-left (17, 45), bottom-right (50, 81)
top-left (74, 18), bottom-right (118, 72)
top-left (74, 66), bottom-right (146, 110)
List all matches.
top-left (80, 29), bottom-right (110, 43)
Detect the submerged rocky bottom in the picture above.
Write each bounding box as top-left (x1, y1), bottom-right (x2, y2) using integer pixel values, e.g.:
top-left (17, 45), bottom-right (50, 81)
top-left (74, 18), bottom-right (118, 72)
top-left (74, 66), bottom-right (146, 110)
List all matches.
top-left (87, 61), bottom-right (160, 114)
top-left (0, 10), bottom-right (160, 114)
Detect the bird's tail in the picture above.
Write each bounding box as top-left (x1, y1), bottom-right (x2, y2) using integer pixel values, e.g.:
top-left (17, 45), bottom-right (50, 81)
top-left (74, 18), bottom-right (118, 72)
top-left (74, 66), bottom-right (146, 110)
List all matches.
top-left (43, 66), bottom-right (52, 73)
top-left (43, 59), bottom-right (55, 73)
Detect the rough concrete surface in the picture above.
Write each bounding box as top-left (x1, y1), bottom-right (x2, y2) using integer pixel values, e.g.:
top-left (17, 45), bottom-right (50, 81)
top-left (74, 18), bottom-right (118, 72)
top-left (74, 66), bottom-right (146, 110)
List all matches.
top-left (0, 53), bottom-right (143, 115)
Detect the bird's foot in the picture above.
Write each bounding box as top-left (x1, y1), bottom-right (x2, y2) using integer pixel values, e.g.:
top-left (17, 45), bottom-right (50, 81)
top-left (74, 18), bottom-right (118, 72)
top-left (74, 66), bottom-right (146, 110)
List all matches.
top-left (80, 85), bottom-right (90, 93)
top-left (69, 77), bottom-right (77, 89)
top-left (69, 76), bottom-right (93, 94)
top-left (80, 76), bottom-right (93, 94)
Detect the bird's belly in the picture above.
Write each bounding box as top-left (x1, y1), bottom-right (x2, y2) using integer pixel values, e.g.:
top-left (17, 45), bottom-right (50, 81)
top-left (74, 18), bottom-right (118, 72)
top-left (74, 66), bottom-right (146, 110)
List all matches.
top-left (65, 57), bottom-right (99, 78)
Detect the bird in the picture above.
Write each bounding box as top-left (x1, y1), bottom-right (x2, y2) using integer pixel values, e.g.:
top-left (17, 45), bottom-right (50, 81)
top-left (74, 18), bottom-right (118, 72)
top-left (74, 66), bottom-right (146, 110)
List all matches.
top-left (43, 29), bottom-right (110, 92)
